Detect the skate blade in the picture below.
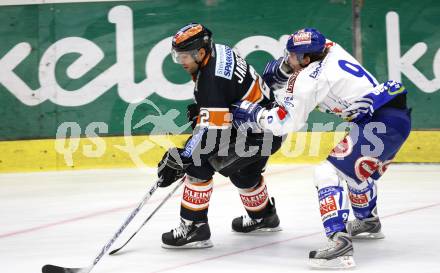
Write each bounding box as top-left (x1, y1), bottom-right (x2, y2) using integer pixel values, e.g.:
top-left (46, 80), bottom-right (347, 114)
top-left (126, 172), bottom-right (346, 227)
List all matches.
top-left (250, 226), bottom-right (283, 233)
top-left (309, 255), bottom-right (356, 269)
top-left (351, 231), bottom-right (385, 240)
top-left (162, 239), bottom-right (213, 249)
top-left (232, 226), bottom-right (282, 234)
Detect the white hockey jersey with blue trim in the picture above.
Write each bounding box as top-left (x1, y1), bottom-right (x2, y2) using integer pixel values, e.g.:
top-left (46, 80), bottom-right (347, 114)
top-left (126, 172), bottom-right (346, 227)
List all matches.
top-left (259, 41), bottom-right (379, 136)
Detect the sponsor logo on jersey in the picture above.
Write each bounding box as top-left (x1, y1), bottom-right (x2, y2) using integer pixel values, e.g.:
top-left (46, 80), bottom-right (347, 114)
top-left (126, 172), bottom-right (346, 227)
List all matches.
top-left (354, 156), bottom-right (380, 181)
top-left (286, 76), bottom-right (295, 92)
top-left (286, 68), bottom-right (303, 92)
top-left (215, 44), bottom-right (235, 80)
top-left (349, 192), bottom-right (369, 208)
top-left (181, 127), bottom-right (208, 158)
top-left (309, 60), bottom-right (323, 79)
top-left (293, 31), bottom-right (312, 45)
top-left (330, 135), bottom-right (353, 158)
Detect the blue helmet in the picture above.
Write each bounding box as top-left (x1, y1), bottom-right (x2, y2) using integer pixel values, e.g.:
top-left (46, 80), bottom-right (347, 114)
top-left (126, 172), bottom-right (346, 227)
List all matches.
top-left (286, 28), bottom-right (326, 54)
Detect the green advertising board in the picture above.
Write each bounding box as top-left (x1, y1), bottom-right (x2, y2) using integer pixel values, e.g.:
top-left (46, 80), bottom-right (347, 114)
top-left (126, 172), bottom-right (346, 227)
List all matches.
top-left (0, 0), bottom-right (439, 142)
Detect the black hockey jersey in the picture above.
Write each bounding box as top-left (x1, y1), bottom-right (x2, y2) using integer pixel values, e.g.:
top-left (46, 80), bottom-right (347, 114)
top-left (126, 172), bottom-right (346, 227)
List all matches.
top-left (194, 43), bottom-right (272, 129)
top-left (181, 43), bottom-right (281, 170)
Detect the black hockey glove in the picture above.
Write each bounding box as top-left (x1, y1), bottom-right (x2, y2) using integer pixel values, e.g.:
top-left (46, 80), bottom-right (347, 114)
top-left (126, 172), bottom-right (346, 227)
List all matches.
top-left (187, 103), bottom-right (200, 130)
top-left (157, 147), bottom-right (192, 187)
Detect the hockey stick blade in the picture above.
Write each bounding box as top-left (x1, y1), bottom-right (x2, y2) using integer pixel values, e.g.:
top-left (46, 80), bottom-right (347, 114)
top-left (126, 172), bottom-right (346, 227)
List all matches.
top-left (42, 264), bottom-right (88, 273)
top-left (109, 178), bottom-right (184, 255)
top-left (42, 179), bottom-right (162, 273)
top-left (108, 232), bottom-right (135, 255)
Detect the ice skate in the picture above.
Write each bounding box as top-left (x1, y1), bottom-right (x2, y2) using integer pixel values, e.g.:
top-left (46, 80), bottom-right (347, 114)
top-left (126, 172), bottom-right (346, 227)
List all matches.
top-left (232, 197), bottom-right (281, 233)
top-left (347, 216), bottom-right (385, 239)
top-left (309, 232), bottom-right (356, 269)
top-left (162, 218), bottom-right (213, 249)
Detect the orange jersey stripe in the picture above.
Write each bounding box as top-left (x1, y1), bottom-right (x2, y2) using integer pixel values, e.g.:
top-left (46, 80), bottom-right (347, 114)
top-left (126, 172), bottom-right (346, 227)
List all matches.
top-left (196, 108), bottom-right (232, 128)
top-left (242, 77), bottom-right (264, 103)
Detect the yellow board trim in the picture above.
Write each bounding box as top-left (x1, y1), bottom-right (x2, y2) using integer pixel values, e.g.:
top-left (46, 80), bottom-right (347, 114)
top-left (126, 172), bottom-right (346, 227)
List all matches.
top-left (0, 131), bottom-right (439, 173)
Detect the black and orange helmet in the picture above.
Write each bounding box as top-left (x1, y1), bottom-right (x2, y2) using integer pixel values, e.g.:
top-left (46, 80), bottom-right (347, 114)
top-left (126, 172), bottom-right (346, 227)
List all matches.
top-left (172, 23), bottom-right (213, 52)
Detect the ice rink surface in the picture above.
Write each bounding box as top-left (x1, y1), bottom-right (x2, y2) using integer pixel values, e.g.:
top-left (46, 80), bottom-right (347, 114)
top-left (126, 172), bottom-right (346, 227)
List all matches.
top-left (1, 164), bottom-right (439, 273)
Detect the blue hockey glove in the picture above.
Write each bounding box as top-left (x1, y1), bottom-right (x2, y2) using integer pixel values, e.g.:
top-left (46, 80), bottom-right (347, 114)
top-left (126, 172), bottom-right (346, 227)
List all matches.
top-left (262, 57), bottom-right (292, 90)
top-left (231, 100), bottom-right (264, 133)
top-left (341, 80), bottom-right (407, 123)
top-left (341, 97), bottom-right (374, 123)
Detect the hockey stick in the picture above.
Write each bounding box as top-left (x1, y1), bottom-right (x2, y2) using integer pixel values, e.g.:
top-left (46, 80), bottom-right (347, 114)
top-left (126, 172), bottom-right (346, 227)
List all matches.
top-left (109, 177), bottom-right (184, 255)
top-left (41, 178), bottom-right (165, 273)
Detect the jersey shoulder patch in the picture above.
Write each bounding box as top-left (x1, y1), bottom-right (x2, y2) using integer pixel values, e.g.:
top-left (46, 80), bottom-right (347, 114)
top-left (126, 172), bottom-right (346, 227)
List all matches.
top-left (214, 44), bottom-right (235, 80)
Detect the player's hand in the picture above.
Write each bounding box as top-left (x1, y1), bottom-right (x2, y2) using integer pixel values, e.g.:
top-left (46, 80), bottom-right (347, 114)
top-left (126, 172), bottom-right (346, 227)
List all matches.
top-left (157, 148), bottom-right (191, 187)
top-left (231, 100), bottom-right (264, 133)
top-left (262, 57), bottom-right (292, 90)
top-left (340, 97), bottom-right (374, 123)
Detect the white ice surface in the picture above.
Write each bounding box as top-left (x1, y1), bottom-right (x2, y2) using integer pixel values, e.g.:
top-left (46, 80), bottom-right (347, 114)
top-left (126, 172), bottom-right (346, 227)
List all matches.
top-left (1, 164), bottom-right (439, 273)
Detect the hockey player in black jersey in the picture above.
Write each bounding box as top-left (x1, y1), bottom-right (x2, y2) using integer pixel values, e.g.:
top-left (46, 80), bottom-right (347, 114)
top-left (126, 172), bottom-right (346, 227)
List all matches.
top-left (157, 23), bottom-right (284, 248)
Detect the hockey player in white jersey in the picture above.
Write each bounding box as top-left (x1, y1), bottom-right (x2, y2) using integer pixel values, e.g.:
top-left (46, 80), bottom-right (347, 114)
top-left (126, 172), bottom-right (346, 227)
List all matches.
top-left (232, 28), bottom-right (411, 268)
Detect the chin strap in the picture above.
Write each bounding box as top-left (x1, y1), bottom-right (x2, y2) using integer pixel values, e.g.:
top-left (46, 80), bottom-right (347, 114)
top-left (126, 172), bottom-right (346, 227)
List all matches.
top-left (192, 49), bottom-right (211, 78)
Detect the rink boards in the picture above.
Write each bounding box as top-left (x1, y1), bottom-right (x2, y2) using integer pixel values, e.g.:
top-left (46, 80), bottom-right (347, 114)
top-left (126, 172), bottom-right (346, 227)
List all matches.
top-left (1, 131), bottom-right (439, 173)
